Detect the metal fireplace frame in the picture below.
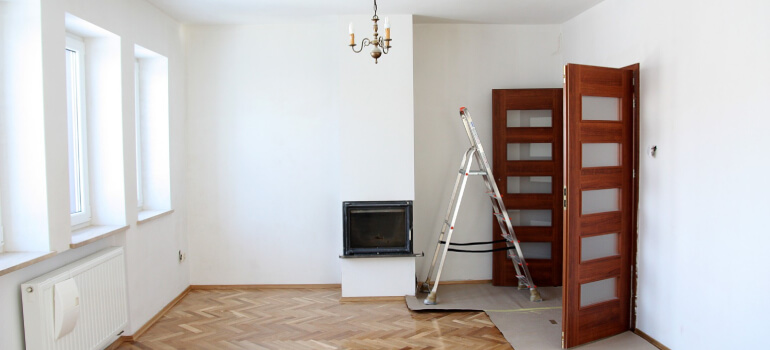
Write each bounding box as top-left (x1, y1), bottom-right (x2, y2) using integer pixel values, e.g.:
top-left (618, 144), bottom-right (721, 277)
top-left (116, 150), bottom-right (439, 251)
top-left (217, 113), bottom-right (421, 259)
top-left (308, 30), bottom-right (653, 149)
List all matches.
top-left (342, 200), bottom-right (413, 256)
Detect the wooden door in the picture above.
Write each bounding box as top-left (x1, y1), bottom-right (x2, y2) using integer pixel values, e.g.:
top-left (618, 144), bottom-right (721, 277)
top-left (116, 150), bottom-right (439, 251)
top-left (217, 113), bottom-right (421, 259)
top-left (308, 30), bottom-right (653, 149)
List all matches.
top-left (562, 64), bottom-right (638, 348)
top-left (492, 89), bottom-right (563, 287)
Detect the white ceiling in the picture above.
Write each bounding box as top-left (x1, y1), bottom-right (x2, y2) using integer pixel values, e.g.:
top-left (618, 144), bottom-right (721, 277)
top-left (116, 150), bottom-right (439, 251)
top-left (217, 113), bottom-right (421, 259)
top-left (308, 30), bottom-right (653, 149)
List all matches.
top-left (145, 0), bottom-right (605, 25)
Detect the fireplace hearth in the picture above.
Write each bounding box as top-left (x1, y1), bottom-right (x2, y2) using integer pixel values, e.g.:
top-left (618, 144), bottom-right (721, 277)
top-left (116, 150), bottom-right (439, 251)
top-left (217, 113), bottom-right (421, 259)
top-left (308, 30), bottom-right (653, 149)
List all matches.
top-left (342, 201), bottom-right (413, 256)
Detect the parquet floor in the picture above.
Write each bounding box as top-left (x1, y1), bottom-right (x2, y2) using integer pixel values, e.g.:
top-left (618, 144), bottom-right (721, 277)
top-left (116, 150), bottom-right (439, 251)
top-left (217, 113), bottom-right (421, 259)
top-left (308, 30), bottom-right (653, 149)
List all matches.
top-left (118, 288), bottom-right (512, 350)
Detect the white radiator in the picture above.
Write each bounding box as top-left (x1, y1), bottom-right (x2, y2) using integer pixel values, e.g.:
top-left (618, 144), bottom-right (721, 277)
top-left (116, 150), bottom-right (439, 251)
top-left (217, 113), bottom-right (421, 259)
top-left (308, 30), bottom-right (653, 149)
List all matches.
top-left (21, 247), bottom-right (128, 350)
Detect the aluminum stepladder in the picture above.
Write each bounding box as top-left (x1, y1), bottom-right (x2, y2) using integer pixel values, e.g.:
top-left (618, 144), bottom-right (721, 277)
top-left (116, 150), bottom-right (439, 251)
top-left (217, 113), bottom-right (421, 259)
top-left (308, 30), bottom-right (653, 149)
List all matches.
top-left (420, 107), bottom-right (542, 305)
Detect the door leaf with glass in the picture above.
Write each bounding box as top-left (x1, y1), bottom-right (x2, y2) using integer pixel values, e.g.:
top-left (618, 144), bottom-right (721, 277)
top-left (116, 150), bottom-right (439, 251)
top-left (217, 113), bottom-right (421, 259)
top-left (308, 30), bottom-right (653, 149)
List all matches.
top-left (562, 63), bottom-right (638, 348)
top-left (492, 89), bottom-right (563, 287)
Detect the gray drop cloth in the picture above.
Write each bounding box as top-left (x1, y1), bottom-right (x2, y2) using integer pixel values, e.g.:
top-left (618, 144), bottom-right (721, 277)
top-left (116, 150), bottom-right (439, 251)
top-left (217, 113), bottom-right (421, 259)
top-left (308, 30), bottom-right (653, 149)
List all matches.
top-left (406, 284), bottom-right (657, 350)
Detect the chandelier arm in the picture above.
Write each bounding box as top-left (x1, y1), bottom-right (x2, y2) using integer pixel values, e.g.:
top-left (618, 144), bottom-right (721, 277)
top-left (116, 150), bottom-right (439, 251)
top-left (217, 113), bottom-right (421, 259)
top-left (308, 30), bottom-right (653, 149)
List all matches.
top-left (351, 38), bottom-right (372, 53)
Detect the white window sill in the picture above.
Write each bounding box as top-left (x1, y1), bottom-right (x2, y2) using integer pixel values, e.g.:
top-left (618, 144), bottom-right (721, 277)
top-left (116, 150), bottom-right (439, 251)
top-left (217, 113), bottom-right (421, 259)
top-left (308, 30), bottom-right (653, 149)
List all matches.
top-left (137, 209), bottom-right (174, 225)
top-left (71, 224), bottom-right (129, 249)
top-left (0, 251), bottom-right (57, 277)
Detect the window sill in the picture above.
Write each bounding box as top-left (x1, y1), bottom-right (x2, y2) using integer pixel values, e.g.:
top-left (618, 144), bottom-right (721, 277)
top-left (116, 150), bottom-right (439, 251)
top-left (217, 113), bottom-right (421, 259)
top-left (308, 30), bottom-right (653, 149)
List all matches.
top-left (137, 209), bottom-right (174, 225)
top-left (0, 251), bottom-right (57, 277)
top-left (70, 224), bottom-right (129, 249)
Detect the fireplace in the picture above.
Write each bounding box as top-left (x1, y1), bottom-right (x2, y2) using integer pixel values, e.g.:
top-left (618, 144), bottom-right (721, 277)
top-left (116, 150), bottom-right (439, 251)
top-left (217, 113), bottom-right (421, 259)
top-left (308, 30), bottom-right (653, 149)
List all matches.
top-left (342, 201), bottom-right (413, 256)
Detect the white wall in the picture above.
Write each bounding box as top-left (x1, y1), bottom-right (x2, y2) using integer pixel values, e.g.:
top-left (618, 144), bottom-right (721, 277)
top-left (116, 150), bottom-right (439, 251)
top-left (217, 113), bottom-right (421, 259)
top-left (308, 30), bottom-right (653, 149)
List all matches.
top-left (562, 1), bottom-right (770, 348)
top-left (413, 24), bottom-right (563, 281)
top-left (185, 21), bottom-right (342, 284)
top-left (338, 15), bottom-right (415, 202)
top-left (186, 15), bottom-right (415, 285)
top-left (0, 0), bottom-right (188, 347)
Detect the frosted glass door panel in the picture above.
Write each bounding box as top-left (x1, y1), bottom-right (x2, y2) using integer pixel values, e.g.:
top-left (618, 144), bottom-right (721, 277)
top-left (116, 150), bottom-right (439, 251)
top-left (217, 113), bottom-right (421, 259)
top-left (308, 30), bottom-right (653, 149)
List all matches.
top-left (582, 143), bottom-right (620, 168)
top-left (507, 143), bottom-right (552, 161)
top-left (507, 110), bottom-right (552, 127)
top-left (507, 210), bottom-right (551, 226)
top-left (507, 176), bottom-right (552, 194)
top-left (582, 96), bottom-right (620, 121)
top-left (580, 277), bottom-right (618, 307)
top-left (581, 188), bottom-right (620, 215)
top-left (581, 233), bottom-right (619, 261)
top-left (519, 242), bottom-right (551, 259)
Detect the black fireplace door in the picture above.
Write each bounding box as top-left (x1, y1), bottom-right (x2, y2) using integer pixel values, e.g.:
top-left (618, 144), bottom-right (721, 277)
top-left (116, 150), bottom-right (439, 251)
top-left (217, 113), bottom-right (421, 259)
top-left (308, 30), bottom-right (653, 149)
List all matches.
top-left (343, 201), bottom-right (412, 256)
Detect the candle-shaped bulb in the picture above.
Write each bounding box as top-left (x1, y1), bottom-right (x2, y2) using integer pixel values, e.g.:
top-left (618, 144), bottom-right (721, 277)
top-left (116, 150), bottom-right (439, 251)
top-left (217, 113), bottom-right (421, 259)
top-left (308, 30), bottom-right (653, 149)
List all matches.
top-left (349, 22), bottom-right (354, 34)
top-left (384, 17), bottom-right (391, 42)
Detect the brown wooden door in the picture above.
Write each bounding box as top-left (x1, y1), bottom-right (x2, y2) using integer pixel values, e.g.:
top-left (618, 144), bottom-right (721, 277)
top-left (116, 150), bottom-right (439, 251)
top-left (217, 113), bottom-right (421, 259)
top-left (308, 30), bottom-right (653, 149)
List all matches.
top-left (492, 89), bottom-right (563, 287)
top-left (562, 64), bottom-right (638, 348)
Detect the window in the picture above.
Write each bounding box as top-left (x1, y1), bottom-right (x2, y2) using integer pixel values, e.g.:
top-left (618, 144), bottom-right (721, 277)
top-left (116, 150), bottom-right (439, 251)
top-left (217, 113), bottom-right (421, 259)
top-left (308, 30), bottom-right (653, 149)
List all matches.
top-left (134, 59), bottom-right (143, 209)
top-left (66, 34), bottom-right (90, 228)
top-left (134, 45), bottom-right (171, 221)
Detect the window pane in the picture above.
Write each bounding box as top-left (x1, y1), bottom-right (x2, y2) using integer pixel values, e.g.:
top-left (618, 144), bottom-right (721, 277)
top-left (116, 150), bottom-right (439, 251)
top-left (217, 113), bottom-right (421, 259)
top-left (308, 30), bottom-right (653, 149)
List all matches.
top-left (582, 143), bottom-right (620, 168)
top-left (582, 96), bottom-right (619, 121)
top-left (135, 59), bottom-right (143, 208)
top-left (507, 210), bottom-right (551, 226)
top-left (580, 277), bottom-right (618, 307)
top-left (507, 143), bottom-right (552, 161)
top-left (507, 176), bottom-right (552, 194)
top-left (519, 242), bottom-right (551, 259)
top-left (66, 49), bottom-right (83, 215)
top-left (581, 233), bottom-right (619, 261)
top-left (581, 188), bottom-right (620, 215)
top-left (507, 110), bottom-right (552, 127)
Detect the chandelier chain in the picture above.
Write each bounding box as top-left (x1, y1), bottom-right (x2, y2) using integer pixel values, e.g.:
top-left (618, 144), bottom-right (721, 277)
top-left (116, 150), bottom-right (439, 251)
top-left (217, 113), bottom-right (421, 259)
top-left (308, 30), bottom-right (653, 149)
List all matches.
top-left (373, 0), bottom-right (378, 17)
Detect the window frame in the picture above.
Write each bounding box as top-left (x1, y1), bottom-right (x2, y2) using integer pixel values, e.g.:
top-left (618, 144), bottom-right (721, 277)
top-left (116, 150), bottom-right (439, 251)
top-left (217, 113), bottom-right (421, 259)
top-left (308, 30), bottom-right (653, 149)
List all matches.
top-left (66, 34), bottom-right (91, 228)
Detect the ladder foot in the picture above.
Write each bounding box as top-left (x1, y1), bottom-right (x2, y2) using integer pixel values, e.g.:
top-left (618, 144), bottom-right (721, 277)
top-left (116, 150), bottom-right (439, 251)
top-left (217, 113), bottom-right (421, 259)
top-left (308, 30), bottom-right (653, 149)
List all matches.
top-left (419, 282), bottom-right (431, 293)
top-left (530, 288), bottom-right (543, 302)
top-left (424, 291), bottom-right (438, 305)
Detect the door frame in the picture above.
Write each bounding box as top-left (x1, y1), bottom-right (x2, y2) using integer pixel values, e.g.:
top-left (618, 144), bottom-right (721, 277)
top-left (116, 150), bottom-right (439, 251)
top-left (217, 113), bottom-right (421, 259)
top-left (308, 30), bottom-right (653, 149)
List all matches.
top-left (624, 63), bottom-right (640, 331)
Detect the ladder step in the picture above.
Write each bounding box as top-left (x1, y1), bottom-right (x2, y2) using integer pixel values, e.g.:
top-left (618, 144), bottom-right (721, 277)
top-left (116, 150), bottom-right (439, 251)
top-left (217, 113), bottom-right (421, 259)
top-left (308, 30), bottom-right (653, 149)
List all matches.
top-left (486, 191), bottom-right (500, 198)
top-left (516, 275), bottom-right (532, 287)
top-left (493, 212), bottom-right (510, 222)
top-left (459, 169), bottom-right (488, 176)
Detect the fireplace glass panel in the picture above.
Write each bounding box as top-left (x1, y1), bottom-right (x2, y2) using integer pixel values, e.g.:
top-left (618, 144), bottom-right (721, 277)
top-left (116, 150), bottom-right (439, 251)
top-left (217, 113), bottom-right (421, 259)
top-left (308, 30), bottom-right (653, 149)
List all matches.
top-left (343, 201), bottom-right (413, 256)
top-left (348, 209), bottom-right (407, 249)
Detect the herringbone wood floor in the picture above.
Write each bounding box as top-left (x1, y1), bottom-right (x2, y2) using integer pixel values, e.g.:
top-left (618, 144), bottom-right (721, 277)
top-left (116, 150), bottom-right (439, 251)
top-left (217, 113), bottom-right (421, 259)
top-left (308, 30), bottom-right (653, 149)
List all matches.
top-left (118, 288), bottom-right (512, 350)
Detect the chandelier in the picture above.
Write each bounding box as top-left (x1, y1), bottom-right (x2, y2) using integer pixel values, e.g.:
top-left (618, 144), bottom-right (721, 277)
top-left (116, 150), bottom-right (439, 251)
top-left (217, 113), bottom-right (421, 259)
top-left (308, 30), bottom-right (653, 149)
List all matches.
top-left (348, 0), bottom-right (391, 64)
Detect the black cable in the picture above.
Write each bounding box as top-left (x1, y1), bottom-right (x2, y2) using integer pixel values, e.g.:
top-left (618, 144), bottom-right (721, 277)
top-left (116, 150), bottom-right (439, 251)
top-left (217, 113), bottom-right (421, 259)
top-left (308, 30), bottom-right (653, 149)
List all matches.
top-left (439, 239), bottom-right (508, 246)
top-left (447, 246), bottom-right (516, 253)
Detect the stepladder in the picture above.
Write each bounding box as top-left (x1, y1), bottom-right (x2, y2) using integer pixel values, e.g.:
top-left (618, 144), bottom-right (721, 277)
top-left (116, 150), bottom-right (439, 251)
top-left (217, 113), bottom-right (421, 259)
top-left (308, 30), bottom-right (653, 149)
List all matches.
top-left (420, 107), bottom-right (542, 305)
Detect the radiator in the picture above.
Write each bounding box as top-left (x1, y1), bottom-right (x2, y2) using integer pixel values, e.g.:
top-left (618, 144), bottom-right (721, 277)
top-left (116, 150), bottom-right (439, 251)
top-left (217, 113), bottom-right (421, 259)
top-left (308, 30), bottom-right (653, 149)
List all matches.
top-left (21, 247), bottom-right (128, 350)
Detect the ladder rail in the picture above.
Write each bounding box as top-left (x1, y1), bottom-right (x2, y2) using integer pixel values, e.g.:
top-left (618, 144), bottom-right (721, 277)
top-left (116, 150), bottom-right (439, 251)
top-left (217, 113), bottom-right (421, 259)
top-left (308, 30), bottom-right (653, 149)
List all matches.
top-left (421, 147), bottom-right (475, 292)
top-left (462, 108), bottom-right (540, 294)
top-left (423, 148), bottom-right (477, 305)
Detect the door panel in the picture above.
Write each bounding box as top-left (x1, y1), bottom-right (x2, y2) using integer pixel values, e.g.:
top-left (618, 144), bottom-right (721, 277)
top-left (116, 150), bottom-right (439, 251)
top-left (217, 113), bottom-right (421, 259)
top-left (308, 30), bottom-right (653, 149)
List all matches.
top-left (493, 89), bottom-right (563, 287)
top-left (562, 64), bottom-right (637, 348)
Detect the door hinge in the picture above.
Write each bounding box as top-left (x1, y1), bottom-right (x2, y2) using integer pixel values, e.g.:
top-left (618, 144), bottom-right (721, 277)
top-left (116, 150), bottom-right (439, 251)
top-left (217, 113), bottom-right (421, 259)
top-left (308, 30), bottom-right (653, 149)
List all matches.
top-left (563, 186), bottom-right (567, 209)
top-left (563, 65), bottom-right (567, 83)
top-left (632, 77), bottom-right (635, 86)
top-left (632, 97), bottom-right (636, 108)
top-left (632, 169), bottom-right (636, 178)
top-left (562, 331), bottom-right (565, 348)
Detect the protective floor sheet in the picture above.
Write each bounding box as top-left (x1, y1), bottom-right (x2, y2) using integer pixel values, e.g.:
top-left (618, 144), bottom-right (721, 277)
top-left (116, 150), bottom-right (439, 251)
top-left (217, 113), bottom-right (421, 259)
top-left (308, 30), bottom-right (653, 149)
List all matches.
top-left (406, 284), bottom-right (656, 350)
